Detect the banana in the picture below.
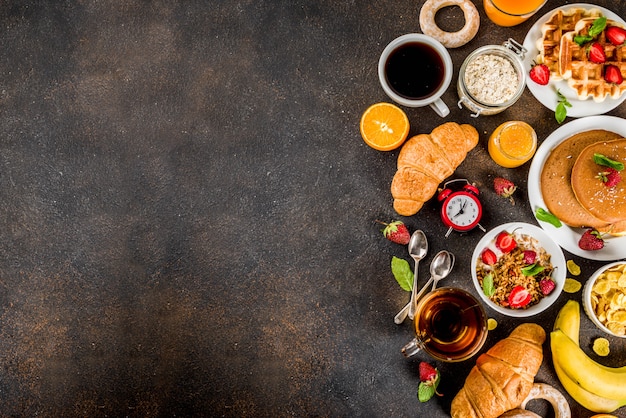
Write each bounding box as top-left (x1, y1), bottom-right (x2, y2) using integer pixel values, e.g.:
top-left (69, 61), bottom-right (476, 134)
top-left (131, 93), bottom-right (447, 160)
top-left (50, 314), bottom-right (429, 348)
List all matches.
top-left (551, 330), bottom-right (626, 400)
top-left (553, 299), bottom-right (580, 344)
top-left (553, 358), bottom-right (626, 413)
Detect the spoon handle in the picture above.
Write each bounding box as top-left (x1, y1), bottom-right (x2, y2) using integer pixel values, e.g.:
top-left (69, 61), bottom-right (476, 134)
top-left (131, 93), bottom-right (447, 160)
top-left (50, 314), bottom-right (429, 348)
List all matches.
top-left (413, 276), bottom-right (434, 309)
top-left (394, 302), bottom-right (410, 324)
top-left (407, 261), bottom-right (420, 320)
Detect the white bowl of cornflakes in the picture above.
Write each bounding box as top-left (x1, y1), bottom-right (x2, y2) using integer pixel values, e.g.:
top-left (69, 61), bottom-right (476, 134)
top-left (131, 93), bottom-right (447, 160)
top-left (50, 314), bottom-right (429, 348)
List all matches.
top-left (583, 262), bottom-right (626, 338)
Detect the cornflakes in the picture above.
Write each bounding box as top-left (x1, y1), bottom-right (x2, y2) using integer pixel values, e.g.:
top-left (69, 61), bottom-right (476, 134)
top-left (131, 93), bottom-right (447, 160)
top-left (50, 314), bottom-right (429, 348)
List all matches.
top-left (567, 260), bottom-right (581, 276)
top-left (564, 278), bottom-right (582, 293)
top-left (589, 263), bottom-right (626, 336)
top-left (592, 337), bottom-right (610, 356)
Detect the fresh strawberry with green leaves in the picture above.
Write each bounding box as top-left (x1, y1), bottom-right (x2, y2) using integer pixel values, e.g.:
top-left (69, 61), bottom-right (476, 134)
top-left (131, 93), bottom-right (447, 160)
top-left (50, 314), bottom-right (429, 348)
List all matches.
top-left (378, 220), bottom-right (410, 245)
top-left (604, 64), bottom-right (624, 84)
top-left (539, 278), bottom-right (556, 296)
top-left (606, 26), bottom-right (626, 46)
top-left (494, 177), bottom-right (517, 205)
top-left (578, 229), bottom-right (605, 251)
top-left (418, 362), bottom-right (442, 402)
top-left (495, 231), bottom-right (517, 253)
top-left (529, 62), bottom-right (550, 85)
top-left (587, 42), bottom-right (606, 64)
top-left (508, 285), bottom-right (532, 308)
top-left (481, 248), bottom-right (497, 265)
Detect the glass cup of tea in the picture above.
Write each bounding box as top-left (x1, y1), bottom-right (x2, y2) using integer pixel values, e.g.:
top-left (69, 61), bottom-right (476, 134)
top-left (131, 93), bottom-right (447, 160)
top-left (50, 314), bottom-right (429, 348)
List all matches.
top-left (402, 287), bottom-right (488, 362)
top-left (483, 0), bottom-right (548, 27)
top-left (378, 34), bottom-right (453, 117)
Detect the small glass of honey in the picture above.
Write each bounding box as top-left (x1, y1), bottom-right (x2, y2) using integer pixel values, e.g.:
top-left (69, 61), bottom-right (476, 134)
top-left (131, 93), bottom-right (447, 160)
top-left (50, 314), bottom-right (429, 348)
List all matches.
top-left (488, 121), bottom-right (537, 168)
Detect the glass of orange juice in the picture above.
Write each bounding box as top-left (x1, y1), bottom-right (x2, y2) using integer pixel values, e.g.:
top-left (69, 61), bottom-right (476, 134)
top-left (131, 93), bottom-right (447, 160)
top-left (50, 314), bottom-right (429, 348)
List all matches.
top-left (483, 0), bottom-right (547, 27)
top-left (488, 121), bottom-right (537, 168)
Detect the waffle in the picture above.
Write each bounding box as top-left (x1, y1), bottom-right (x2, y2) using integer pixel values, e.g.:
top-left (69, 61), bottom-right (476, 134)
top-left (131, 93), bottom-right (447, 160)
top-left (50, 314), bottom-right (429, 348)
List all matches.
top-left (559, 18), bottom-right (626, 102)
top-left (536, 7), bottom-right (603, 80)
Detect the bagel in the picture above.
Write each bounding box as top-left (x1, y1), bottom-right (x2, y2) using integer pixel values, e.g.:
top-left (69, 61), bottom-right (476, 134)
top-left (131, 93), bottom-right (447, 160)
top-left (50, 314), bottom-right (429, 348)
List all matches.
top-left (419, 0), bottom-right (480, 48)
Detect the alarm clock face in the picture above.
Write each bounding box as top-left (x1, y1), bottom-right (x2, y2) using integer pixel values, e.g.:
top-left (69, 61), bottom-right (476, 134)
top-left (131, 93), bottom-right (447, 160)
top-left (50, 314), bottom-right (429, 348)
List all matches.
top-left (443, 193), bottom-right (481, 230)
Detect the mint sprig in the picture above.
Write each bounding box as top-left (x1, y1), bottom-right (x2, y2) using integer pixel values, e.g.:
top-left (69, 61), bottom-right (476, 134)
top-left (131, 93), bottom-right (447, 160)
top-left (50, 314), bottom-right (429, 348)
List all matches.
top-left (594, 153), bottom-right (624, 171)
top-left (521, 263), bottom-right (545, 276)
top-left (535, 207), bottom-right (562, 228)
top-left (555, 90), bottom-right (572, 124)
top-left (482, 273), bottom-right (496, 297)
top-left (391, 256), bottom-right (413, 291)
top-left (574, 17), bottom-right (607, 46)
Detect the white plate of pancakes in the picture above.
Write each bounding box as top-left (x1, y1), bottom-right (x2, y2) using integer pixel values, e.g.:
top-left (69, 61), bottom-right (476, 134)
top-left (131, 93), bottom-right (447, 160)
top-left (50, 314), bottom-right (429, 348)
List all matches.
top-left (528, 116), bottom-right (626, 260)
top-left (522, 4), bottom-right (626, 117)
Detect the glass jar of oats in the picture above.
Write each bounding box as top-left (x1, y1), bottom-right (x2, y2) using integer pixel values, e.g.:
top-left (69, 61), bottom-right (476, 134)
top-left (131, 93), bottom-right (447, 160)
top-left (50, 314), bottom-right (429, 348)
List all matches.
top-left (457, 39), bottom-right (527, 117)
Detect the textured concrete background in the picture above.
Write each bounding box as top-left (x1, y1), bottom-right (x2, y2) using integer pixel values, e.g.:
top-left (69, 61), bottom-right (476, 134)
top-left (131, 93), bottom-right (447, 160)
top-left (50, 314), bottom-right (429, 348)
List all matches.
top-left (0, 1), bottom-right (625, 417)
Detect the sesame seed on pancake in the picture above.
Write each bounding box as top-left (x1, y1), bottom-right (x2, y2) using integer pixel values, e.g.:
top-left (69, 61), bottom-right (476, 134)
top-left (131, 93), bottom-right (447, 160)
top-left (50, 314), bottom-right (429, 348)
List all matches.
top-left (571, 138), bottom-right (626, 224)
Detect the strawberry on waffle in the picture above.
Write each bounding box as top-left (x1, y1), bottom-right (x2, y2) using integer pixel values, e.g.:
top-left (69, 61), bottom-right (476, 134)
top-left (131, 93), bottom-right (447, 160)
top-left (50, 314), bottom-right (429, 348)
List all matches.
top-left (559, 18), bottom-right (626, 102)
top-left (535, 7), bottom-right (603, 80)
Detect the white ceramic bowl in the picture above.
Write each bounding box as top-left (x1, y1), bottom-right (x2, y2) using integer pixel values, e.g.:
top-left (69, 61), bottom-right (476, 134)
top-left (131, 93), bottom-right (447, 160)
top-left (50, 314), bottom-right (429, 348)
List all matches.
top-left (583, 261), bottom-right (626, 338)
top-left (471, 222), bottom-right (566, 317)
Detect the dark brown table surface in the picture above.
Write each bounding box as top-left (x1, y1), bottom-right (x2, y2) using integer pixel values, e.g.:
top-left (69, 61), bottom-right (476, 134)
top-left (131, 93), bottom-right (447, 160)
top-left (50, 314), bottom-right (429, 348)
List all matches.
top-left (0, 1), bottom-right (625, 416)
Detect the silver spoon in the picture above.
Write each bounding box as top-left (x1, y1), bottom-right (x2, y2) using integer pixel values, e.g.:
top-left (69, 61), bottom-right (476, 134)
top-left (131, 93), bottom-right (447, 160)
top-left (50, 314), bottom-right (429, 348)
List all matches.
top-left (393, 230), bottom-right (428, 324)
top-left (409, 250), bottom-right (455, 314)
top-left (431, 252), bottom-right (454, 291)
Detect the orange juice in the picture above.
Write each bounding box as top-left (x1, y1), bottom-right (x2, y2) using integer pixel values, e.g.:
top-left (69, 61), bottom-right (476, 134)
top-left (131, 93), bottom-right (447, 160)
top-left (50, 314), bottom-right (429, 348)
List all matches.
top-left (488, 121), bottom-right (537, 168)
top-left (484, 0), bottom-right (547, 27)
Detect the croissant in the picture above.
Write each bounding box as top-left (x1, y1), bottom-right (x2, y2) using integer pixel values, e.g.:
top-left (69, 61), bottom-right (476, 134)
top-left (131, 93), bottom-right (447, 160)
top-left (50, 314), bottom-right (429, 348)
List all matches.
top-left (450, 323), bottom-right (546, 418)
top-left (391, 122), bottom-right (479, 216)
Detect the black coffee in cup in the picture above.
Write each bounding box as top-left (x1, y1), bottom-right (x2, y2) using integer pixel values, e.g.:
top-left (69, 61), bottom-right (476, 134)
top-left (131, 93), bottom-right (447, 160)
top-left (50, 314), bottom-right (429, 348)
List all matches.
top-left (384, 42), bottom-right (445, 100)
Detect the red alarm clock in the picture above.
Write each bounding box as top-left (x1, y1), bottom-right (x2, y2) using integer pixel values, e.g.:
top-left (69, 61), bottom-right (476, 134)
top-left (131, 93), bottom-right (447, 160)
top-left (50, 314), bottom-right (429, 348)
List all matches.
top-left (437, 179), bottom-right (485, 237)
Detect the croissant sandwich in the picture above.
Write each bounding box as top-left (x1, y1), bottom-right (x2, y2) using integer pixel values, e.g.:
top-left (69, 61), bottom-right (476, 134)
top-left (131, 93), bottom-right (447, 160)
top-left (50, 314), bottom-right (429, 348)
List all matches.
top-left (391, 122), bottom-right (479, 216)
top-left (451, 323), bottom-right (546, 418)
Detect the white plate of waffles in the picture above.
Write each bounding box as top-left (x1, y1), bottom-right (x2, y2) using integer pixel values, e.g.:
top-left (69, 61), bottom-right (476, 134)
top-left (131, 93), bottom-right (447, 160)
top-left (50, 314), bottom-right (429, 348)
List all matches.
top-left (522, 4), bottom-right (626, 117)
top-left (527, 116), bottom-right (626, 260)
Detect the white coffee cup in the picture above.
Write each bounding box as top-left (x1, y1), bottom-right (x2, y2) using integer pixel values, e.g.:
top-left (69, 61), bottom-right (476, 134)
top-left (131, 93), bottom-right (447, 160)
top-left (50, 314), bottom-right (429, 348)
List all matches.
top-left (378, 34), bottom-right (452, 117)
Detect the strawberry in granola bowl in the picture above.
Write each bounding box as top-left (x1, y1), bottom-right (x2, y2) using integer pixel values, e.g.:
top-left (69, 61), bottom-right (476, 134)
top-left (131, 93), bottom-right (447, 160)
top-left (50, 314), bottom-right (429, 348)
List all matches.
top-left (471, 222), bottom-right (566, 317)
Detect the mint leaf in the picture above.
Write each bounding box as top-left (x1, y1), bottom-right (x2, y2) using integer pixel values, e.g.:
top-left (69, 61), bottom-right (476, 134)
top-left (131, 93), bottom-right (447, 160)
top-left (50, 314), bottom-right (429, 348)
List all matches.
top-left (391, 256), bottom-right (413, 291)
top-left (555, 90), bottom-right (571, 124)
top-left (535, 207), bottom-right (562, 228)
top-left (574, 35), bottom-right (592, 46)
top-left (521, 263), bottom-right (545, 276)
top-left (482, 273), bottom-right (496, 297)
top-left (588, 17), bottom-right (607, 37)
top-left (418, 382), bottom-right (435, 402)
top-left (594, 153), bottom-right (624, 171)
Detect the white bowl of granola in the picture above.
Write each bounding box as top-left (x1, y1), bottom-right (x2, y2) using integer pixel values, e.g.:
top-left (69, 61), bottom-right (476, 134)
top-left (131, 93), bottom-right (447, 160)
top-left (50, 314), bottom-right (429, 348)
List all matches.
top-left (471, 222), bottom-right (566, 317)
top-left (583, 262), bottom-right (626, 338)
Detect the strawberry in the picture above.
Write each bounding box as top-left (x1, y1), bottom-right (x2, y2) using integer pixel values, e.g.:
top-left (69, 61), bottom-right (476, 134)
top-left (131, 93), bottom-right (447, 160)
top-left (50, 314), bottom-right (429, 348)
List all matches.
top-left (597, 167), bottom-right (622, 187)
top-left (418, 361), bottom-right (442, 402)
top-left (493, 177), bottom-right (517, 205)
top-left (419, 361), bottom-right (438, 382)
top-left (481, 248), bottom-right (498, 265)
top-left (604, 64), bottom-right (624, 84)
top-left (508, 285), bottom-right (532, 308)
top-left (588, 42), bottom-right (606, 64)
top-left (495, 231), bottom-right (517, 253)
top-left (606, 26), bottom-right (626, 46)
top-left (578, 229), bottom-right (605, 251)
top-left (540, 278), bottom-right (556, 296)
top-left (529, 62), bottom-right (550, 85)
top-left (378, 220), bottom-right (410, 245)
top-left (523, 250), bottom-right (537, 264)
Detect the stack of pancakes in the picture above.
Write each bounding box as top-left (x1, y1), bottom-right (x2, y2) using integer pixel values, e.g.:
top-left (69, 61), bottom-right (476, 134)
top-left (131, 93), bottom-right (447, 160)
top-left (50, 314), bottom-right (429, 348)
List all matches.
top-left (541, 130), bottom-right (626, 236)
top-left (536, 7), bottom-right (626, 102)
